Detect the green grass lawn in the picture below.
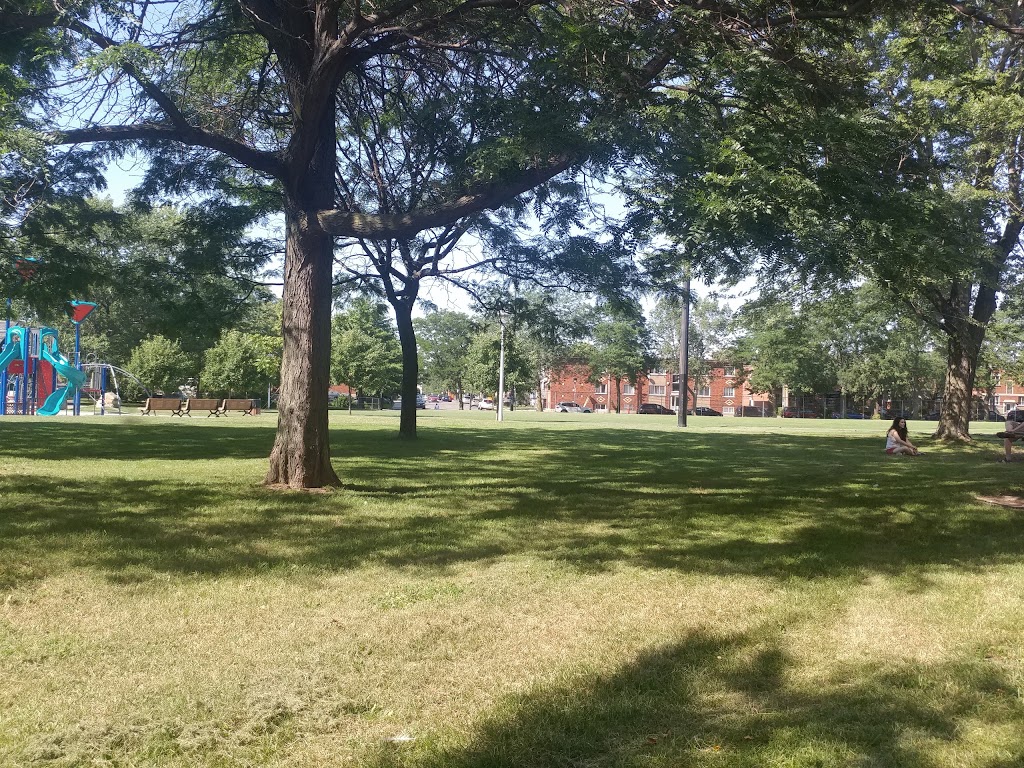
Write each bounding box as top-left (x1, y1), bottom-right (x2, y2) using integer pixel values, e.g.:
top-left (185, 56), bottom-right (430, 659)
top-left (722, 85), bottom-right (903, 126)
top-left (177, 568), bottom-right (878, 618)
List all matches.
top-left (1, 410), bottom-right (1023, 767)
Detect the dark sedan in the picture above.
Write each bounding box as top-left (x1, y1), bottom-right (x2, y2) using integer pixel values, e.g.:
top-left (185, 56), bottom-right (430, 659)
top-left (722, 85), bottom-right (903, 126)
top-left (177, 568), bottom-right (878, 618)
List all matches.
top-left (638, 403), bottom-right (675, 415)
top-left (689, 407), bottom-right (723, 417)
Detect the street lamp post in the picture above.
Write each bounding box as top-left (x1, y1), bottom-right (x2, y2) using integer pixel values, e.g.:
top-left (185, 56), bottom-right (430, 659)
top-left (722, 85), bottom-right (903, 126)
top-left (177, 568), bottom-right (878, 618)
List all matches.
top-left (677, 274), bottom-right (690, 428)
top-left (497, 320), bottom-right (506, 422)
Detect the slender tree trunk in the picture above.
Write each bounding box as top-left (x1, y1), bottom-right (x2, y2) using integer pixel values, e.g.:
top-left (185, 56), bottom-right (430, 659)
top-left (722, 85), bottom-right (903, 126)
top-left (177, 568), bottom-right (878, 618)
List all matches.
top-left (394, 298), bottom-right (419, 439)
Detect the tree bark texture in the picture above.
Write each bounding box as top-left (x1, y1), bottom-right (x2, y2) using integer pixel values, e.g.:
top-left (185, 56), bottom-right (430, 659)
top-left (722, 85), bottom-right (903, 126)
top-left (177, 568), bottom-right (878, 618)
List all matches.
top-left (933, 276), bottom-right (998, 440)
top-left (265, 202), bottom-right (341, 487)
top-left (394, 299), bottom-right (420, 439)
top-left (935, 328), bottom-right (981, 441)
top-left (265, 92), bottom-right (341, 488)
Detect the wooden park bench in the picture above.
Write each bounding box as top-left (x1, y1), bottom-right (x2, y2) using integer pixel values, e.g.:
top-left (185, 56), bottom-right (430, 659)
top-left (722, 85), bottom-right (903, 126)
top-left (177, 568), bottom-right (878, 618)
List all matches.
top-left (140, 397), bottom-right (185, 416)
top-left (218, 398), bottom-right (258, 416)
top-left (182, 398), bottom-right (223, 417)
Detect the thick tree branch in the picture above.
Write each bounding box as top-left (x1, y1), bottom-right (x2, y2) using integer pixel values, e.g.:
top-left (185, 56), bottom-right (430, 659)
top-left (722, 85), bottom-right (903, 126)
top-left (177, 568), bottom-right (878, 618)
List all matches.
top-left (946, 1), bottom-right (1024, 35)
top-left (51, 125), bottom-right (286, 179)
top-left (318, 155), bottom-right (574, 238)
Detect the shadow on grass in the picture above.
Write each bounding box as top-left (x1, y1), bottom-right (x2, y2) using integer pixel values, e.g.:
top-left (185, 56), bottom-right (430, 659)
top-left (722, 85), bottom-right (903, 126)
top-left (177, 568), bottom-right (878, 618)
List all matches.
top-left (364, 627), bottom-right (1024, 768)
top-left (2, 420), bottom-right (1024, 587)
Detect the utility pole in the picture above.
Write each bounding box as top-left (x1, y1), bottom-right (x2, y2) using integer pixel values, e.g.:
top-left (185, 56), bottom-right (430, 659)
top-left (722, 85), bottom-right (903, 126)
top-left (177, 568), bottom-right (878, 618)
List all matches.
top-left (497, 320), bottom-right (506, 422)
top-left (677, 274), bottom-right (690, 428)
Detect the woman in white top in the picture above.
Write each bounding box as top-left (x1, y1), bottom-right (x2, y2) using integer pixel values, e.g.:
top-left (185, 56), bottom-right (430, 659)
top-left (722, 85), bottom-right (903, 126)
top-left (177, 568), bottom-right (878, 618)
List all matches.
top-left (885, 417), bottom-right (919, 456)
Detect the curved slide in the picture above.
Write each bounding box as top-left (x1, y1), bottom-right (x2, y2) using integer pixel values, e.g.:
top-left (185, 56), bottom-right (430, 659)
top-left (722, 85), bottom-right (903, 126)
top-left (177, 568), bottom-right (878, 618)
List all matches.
top-left (0, 326), bottom-right (24, 372)
top-left (37, 328), bottom-right (85, 416)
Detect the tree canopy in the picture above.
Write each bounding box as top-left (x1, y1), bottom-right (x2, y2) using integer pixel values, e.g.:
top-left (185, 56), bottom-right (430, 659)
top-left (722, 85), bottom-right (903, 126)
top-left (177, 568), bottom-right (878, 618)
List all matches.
top-left (0, 0), bottom-right (890, 486)
top-left (330, 297), bottom-right (402, 400)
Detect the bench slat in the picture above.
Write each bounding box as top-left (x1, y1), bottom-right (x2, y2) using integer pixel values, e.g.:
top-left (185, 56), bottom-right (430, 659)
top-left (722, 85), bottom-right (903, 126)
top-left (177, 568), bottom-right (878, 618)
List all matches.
top-left (219, 398), bottom-right (258, 415)
top-left (184, 398), bottom-right (222, 417)
top-left (140, 398), bottom-right (185, 416)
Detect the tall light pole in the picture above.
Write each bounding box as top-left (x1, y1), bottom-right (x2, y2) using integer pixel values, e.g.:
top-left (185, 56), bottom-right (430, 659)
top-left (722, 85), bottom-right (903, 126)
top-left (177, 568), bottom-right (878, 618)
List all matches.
top-left (677, 274), bottom-right (690, 428)
top-left (497, 319), bottom-right (506, 422)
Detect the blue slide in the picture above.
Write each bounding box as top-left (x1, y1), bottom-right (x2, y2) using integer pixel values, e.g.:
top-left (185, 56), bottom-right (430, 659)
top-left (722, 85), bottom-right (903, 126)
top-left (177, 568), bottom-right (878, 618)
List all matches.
top-left (0, 325), bottom-right (24, 372)
top-left (37, 327), bottom-right (85, 417)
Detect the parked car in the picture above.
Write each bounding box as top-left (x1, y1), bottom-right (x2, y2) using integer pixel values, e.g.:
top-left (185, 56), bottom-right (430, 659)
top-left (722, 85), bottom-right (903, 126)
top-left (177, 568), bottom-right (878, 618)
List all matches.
top-left (555, 401), bottom-right (592, 413)
top-left (737, 406), bottom-right (768, 417)
top-left (922, 408), bottom-right (1002, 421)
top-left (477, 398), bottom-right (495, 411)
top-left (391, 394), bottom-right (427, 410)
top-left (638, 403), bottom-right (675, 415)
top-left (689, 407), bottom-right (723, 417)
top-left (881, 409), bottom-right (912, 419)
top-left (831, 411), bottom-right (866, 419)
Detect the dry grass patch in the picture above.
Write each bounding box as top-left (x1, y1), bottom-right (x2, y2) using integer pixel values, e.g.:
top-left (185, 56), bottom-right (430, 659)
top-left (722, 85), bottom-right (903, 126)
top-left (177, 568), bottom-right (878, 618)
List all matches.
top-left (1, 413), bottom-right (1023, 766)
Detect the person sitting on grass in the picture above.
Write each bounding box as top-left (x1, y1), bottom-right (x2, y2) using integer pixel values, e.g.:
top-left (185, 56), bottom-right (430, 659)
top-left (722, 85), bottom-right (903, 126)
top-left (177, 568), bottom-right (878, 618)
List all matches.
top-left (997, 410), bottom-right (1024, 462)
top-left (885, 417), bottom-right (920, 456)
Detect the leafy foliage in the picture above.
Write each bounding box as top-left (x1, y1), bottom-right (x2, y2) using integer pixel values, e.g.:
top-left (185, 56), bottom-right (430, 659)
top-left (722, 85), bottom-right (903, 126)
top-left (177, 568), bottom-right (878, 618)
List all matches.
top-left (649, 294), bottom-right (736, 392)
top-left (126, 335), bottom-right (196, 397)
top-left (202, 327), bottom-right (281, 398)
top-left (330, 298), bottom-right (402, 398)
top-left (585, 306), bottom-right (652, 411)
top-left (415, 311), bottom-right (479, 401)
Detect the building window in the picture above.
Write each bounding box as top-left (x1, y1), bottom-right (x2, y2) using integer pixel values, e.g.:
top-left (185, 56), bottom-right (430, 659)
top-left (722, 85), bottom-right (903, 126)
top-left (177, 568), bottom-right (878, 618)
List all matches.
top-left (650, 385), bottom-right (665, 396)
top-left (724, 386), bottom-right (735, 398)
top-left (724, 366), bottom-right (737, 376)
top-left (622, 383), bottom-right (636, 395)
top-left (595, 382), bottom-right (607, 394)
top-left (722, 406), bottom-right (735, 416)
top-left (649, 367), bottom-right (666, 375)
top-left (698, 385), bottom-right (711, 398)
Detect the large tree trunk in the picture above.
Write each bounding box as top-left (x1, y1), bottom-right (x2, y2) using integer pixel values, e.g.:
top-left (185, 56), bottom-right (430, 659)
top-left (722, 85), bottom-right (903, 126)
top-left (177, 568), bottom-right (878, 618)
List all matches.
top-left (394, 298), bottom-right (419, 439)
top-left (932, 175), bottom-right (1022, 440)
top-left (934, 328), bottom-right (982, 440)
top-left (265, 95), bottom-right (340, 488)
top-left (933, 274), bottom-right (1001, 441)
top-left (265, 201), bottom-right (340, 487)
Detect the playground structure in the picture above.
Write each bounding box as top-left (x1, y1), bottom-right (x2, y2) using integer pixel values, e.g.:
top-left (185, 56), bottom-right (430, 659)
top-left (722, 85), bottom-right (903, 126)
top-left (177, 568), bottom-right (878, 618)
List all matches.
top-left (80, 358), bottom-right (154, 415)
top-left (1, 300), bottom-right (98, 416)
top-left (0, 324), bottom-right (85, 416)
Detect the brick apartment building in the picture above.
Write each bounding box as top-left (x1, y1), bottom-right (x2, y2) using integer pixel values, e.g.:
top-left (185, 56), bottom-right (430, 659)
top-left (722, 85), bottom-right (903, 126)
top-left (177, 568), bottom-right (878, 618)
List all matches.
top-left (985, 374), bottom-right (1024, 414)
top-left (543, 362), bottom-right (774, 415)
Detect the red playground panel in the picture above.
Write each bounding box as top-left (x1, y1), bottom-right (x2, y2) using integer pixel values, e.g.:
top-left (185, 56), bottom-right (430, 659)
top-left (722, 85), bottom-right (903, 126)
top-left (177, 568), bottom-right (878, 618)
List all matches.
top-left (65, 301), bottom-right (98, 324)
